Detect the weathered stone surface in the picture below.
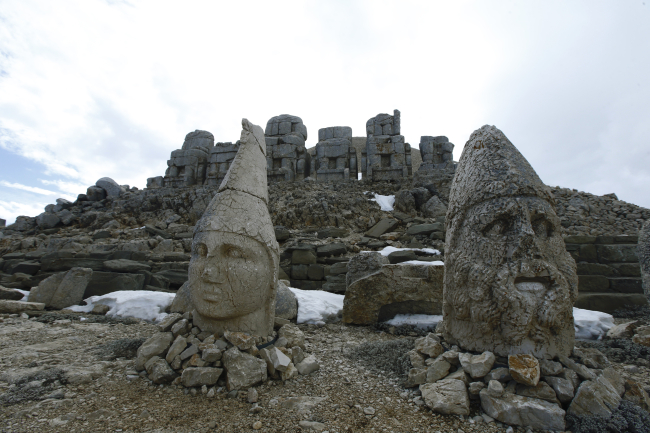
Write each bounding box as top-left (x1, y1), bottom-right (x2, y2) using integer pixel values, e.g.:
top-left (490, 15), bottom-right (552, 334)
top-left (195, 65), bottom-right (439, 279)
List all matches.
top-left (479, 389), bottom-right (565, 431)
top-left (508, 354), bottom-right (540, 387)
top-left (268, 347), bottom-right (291, 372)
top-left (640, 220), bottom-right (650, 296)
top-left (224, 331), bottom-right (256, 350)
top-left (606, 320), bottom-right (641, 339)
top-left (278, 324), bottom-right (305, 349)
top-left (275, 281), bottom-right (298, 320)
top-left (181, 367), bottom-right (223, 387)
top-left (96, 177), bottom-right (124, 197)
top-left (557, 354), bottom-right (596, 381)
top-left (420, 379), bottom-right (470, 415)
top-left (158, 313), bottom-right (182, 332)
top-left (387, 250), bottom-right (418, 264)
top-left (103, 259), bottom-right (151, 273)
top-left (28, 268), bottom-right (93, 309)
top-left (165, 335), bottom-right (187, 363)
top-left (406, 368), bottom-right (427, 387)
top-left (365, 218), bottom-right (398, 238)
top-left (421, 196), bottom-right (448, 218)
top-left (415, 334), bottom-right (444, 358)
top-left (538, 359), bottom-right (563, 376)
top-left (180, 119), bottom-right (280, 337)
top-left (346, 252), bottom-right (389, 288)
top-left (135, 332), bottom-right (173, 371)
top-left (0, 300), bottom-right (45, 313)
top-left (483, 367), bottom-right (512, 383)
top-left (0, 286), bottom-right (24, 301)
top-left (296, 355), bottom-right (319, 375)
top-left (222, 347), bottom-right (267, 391)
top-left (516, 381), bottom-right (558, 403)
top-left (459, 351), bottom-right (495, 379)
top-left (316, 243), bottom-right (346, 257)
top-left (343, 263), bottom-right (443, 325)
top-left (544, 376), bottom-right (575, 403)
top-left (623, 379), bottom-right (650, 412)
top-left (568, 375), bottom-right (621, 418)
top-left (149, 358), bottom-right (176, 384)
top-left (84, 271), bottom-right (145, 297)
top-left (426, 358), bottom-right (451, 383)
top-left (441, 125), bottom-right (578, 359)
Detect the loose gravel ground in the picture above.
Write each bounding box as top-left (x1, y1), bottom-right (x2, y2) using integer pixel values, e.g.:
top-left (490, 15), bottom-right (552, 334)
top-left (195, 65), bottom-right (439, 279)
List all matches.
top-left (1, 312), bottom-right (649, 433)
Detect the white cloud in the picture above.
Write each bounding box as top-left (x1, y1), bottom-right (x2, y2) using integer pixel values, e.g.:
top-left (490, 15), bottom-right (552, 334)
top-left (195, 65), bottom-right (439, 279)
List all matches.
top-left (0, 200), bottom-right (49, 225)
top-left (0, 181), bottom-right (57, 196)
top-left (0, 0), bottom-right (649, 221)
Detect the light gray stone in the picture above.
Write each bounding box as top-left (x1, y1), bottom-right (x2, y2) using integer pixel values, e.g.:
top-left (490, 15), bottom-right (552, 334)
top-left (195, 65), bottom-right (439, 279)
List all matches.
top-left (345, 252), bottom-right (389, 288)
top-left (269, 346), bottom-right (291, 372)
top-left (544, 376), bottom-right (574, 403)
top-left (515, 381), bottom-right (558, 403)
top-left (158, 313), bottom-right (183, 332)
top-left (483, 367), bottom-right (512, 383)
top-left (181, 367), bottom-right (223, 387)
top-left (487, 380), bottom-right (504, 397)
top-left (96, 177), bottom-right (124, 198)
top-left (539, 359), bottom-right (563, 376)
top-left (426, 358), bottom-right (451, 383)
top-left (459, 351), bottom-right (495, 379)
top-left (28, 267), bottom-right (93, 309)
top-left (440, 125), bottom-right (578, 359)
top-left (202, 348), bottom-right (222, 363)
top-left (0, 300), bottom-right (45, 313)
top-left (296, 355), bottom-right (319, 375)
top-left (275, 280), bottom-right (298, 320)
top-left (568, 375), bottom-right (621, 418)
top-left (278, 324), bottom-right (305, 349)
top-left (165, 335), bottom-right (187, 363)
top-left (222, 346), bottom-right (267, 391)
top-left (103, 259), bottom-right (151, 273)
top-left (415, 334), bottom-right (444, 358)
top-left (480, 389), bottom-right (565, 431)
top-left (135, 332), bottom-right (173, 371)
top-left (149, 358), bottom-right (176, 384)
top-left (419, 378), bottom-right (470, 415)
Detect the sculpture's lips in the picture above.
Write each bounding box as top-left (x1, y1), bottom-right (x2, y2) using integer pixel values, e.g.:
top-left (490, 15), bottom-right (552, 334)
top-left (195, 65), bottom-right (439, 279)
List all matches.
top-left (513, 276), bottom-right (553, 292)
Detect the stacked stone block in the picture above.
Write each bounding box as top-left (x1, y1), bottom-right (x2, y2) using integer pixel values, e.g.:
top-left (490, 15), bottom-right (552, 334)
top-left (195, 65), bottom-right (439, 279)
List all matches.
top-left (205, 141), bottom-right (241, 187)
top-left (159, 130), bottom-right (215, 188)
top-left (362, 110), bottom-right (412, 182)
top-left (279, 242), bottom-right (349, 293)
top-left (311, 127), bottom-right (357, 181)
top-left (566, 235), bottom-right (649, 313)
top-left (264, 115), bottom-right (309, 183)
top-left (418, 136), bottom-right (455, 172)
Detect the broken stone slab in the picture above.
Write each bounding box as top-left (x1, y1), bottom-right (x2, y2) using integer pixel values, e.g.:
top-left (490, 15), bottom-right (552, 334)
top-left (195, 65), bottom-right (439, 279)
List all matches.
top-left (459, 351), bottom-right (495, 379)
top-left (387, 250), bottom-right (418, 264)
top-left (606, 320), bottom-right (642, 339)
top-left (0, 300), bottom-right (45, 314)
top-left (364, 218), bottom-right (399, 238)
top-left (415, 334), bottom-right (444, 358)
top-left (28, 267), bottom-right (93, 309)
top-left (135, 332), bottom-right (173, 371)
top-left (103, 259), bottom-right (152, 273)
top-left (515, 381), bottom-right (559, 404)
top-left (0, 285), bottom-right (26, 301)
top-left (426, 358), bottom-right (451, 383)
top-left (538, 359), bottom-right (563, 376)
top-left (296, 355), bottom-right (320, 375)
top-left (568, 375), bottom-right (621, 418)
top-left (158, 313), bottom-right (182, 332)
top-left (346, 252), bottom-right (389, 288)
top-left (165, 335), bottom-right (187, 364)
top-left (406, 223), bottom-right (444, 236)
top-left (149, 358), bottom-right (176, 384)
top-left (181, 367), bottom-right (223, 387)
top-left (268, 347), bottom-right (291, 372)
top-left (557, 354), bottom-right (596, 381)
top-left (508, 354), bottom-right (540, 387)
top-left (419, 379), bottom-right (470, 415)
top-left (343, 263), bottom-right (443, 325)
top-left (222, 347), bottom-right (267, 391)
top-left (316, 243), bottom-right (346, 257)
top-left (543, 376), bottom-right (575, 403)
top-left (479, 389), bottom-right (566, 431)
top-left (224, 331), bottom-right (256, 350)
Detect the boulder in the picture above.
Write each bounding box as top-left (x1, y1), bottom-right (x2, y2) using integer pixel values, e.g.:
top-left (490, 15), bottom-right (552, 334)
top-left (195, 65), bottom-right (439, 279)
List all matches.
top-left (346, 252), bottom-right (389, 288)
top-left (459, 351), bottom-right (495, 379)
top-left (275, 281), bottom-right (298, 320)
top-left (394, 190), bottom-right (415, 214)
top-left (568, 375), bottom-right (621, 418)
top-left (421, 196), bottom-right (447, 218)
top-left (222, 347), bottom-right (267, 391)
top-left (0, 300), bottom-right (45, 314)
top-left (365, 218), bottom-right (399, 238)
top-left (35, 212), bottom-right (61, 229)
top-left (181, 367), bottom-right (223, 387)
top-left (544, 376), bottom-right (575, 403)
top-left (296, 355), bottom-right (320, 375)
top-left (135, 332), bottom-right (173, 371)
top-left (149, 358), bottom-right (176, 384)
top-left (508, 354), bottom-right (540, 387)
top-left (415, 334), bottom-right (444, 358)
top-left (420, 379), bottom-right (470, 415)
top-left (96, 177), bottom-right (124, 197)
top-left (28, 268), bottom-right (93, 309)
top-left (343, 263), bottom-right (443, 325)
top-left (480, 389), bottom-right (566, 431)
top-left (426, 358), bottom-right (451, 383)
top-left (86, 186), bottom-right (106, 201)
top-left (278, 324), bottom-right (305, 349)
top-left (387, 250), bottom-right (418, 264)
top-left (0, 286), bottom-right (24, 301)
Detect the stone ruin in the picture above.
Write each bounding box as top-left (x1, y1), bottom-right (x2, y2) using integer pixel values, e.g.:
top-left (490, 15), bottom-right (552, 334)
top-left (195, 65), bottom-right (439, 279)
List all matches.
top-left (640, 220), bottom-right (650, 297)
top-left (361, 109), bottom-right (412, 182)
top-left (205, 141), bottom-right (240, 187)
top-left (311, 126), bottom-right (357, 181)
top-left (418, 136), bottom-right (455, 172)
top-left (264, 114), bottom-right (310, 182)
top-left (157, 130), bottom-right (215, 188)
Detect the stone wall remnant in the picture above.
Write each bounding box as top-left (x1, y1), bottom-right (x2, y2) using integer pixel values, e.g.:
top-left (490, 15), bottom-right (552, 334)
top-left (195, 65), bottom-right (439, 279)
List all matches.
top-left (265, 115), bottom-right (309, 183)
top-left (311, 127), bottom-right (357, 181)
top-left (162, 130), bottom-right (215, 188)
top-left (440, 125), bottom-right (578, 359)
top-left (638, 220), bottom-right (650, 298)
top-left (362, 110), bottom-right (412, 182)
top-left (206, 141), bottom-right (241, 187)
top-left (412, 136), bottom-right (456, 200)
top-left (171, 119), bottom-right (279, 337)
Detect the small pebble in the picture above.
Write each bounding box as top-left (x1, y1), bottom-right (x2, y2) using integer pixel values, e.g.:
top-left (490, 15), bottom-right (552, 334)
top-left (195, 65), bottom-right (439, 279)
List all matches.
top-left (252, 421), bottom-right (262, 430)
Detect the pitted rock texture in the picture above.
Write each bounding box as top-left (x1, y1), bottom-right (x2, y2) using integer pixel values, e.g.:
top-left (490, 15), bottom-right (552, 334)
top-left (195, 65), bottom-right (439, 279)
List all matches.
top-left (640, 220), bottom-right (650, 297)
top-left (441, 125), bottom-right (578, 359)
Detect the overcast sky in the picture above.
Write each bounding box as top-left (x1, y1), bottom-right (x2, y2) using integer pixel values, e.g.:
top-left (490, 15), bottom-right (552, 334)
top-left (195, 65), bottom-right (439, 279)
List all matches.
top-left (1, 0), bottom-right (649, 224)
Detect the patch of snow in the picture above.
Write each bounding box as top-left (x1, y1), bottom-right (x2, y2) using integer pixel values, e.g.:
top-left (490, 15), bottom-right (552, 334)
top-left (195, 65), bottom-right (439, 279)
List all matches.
top-left (15, 289), bottom-right (30, 301)
top-left (287, 287), bottom-right (344, 326)
top-left (357, 173), bottom-right (362, 180)
top-left (66, 290), bottom-right (176, 323)
top-left (385, 314), bottom-right (443, 329)
top-left (370, 194), bottom-right (395, 211)
top-left (574, 307), bottom-right (615, 340)
top-left (399, 260), bottom-right (444, 266)
top-left (362, 246), bottom-right (441, 256)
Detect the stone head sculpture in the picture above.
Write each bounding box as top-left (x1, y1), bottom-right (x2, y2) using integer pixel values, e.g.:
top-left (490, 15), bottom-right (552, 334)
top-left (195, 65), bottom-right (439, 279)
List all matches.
top-left (182, 119), bottom-right (279, 336)
top-left (440, 125), bottom-right (578, 359)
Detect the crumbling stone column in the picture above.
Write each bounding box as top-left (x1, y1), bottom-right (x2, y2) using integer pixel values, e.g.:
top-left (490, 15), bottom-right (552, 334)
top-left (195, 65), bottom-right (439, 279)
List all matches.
top-left (265, 115), bottom-right (309, 183)
top-left (311, 126), bottom-right (357, 181)
top-left (161, 130), bottom-right (214, 188)
top-left (206, 141), bottom-right (241, 187)
top-left (362, 110), bottom-right (412, 181)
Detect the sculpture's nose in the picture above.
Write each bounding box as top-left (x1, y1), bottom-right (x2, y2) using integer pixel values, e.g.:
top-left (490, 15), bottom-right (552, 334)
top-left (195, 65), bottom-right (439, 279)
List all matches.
top-left (506, 210), bottom-right (539, 260)
top-left (201, 263), bottom-right (226, 284)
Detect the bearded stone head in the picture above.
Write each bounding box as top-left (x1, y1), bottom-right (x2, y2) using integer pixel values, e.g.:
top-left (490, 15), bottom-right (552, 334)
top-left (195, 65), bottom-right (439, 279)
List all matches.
top-left (440, 125), bottom-right (578, 359)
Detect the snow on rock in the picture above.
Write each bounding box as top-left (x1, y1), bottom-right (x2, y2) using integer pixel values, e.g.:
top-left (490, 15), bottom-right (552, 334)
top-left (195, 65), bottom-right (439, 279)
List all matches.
top-left (287, 287), bottom-right (344, 325)
top-left (385, 314), bottom-right (443, 329)
top-left (370, 194), bottom-right (395, 212)
top-left (67, 290), bottom-right (176, 323)
top-left (573, 307), bottom-right (615, 340)
top-left (363, 246), bottom-right (441, 257)
top-left (399, 260), bottom-right (444, 266)
top-left (15, 289), bottom-right (29, 301)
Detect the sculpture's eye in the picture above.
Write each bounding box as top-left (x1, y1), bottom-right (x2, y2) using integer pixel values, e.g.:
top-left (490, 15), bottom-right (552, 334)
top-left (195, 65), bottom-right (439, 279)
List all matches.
top-left (225, 247), bottom-right (244, 259)
top-left (483, 218), bottom-right (510, 238)
top-left (532, 217), bottom-right (553, 239)
top-left (195, 243), bottom-right (208, 257)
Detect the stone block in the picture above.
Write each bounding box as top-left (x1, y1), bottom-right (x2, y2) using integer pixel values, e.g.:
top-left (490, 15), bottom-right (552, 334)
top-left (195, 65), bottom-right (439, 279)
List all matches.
top-left (0, 300), bottom-right (45, 314)
top-left (420, 379), bottom-right (470, 415)
top-left (365, 218), bottom-right (399, 238)
top-left (610, 263), bottom-right (641, 277)
top-left (597, 244), bottom-right (639, 263)
top-left (307, 264), bottom-right (324, 280)
top-left (574, 293), bottom-right (649, 314)
top-left (576, 263), bottom-right (617, 276)
top-left (578, 275), bottom-right (610, 292)
top-left (292, 250), bottom-right (317, 265)
top-left (316, 243), bottom-right (346, 257)
top-left (84, 271), bottom-right (145, 298)
top-left (609, 278), bottom-right (643, 293)
top-left (291, 265), bottom-right (308, 280)
top-left (479, 389), bottom-right (565, 431)
top-left (343, 263), bottom-right (443, 325)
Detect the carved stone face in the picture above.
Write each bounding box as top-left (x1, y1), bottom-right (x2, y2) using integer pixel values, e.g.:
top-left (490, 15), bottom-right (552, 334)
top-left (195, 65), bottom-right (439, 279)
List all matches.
top-left (444, 195), bottom-right (578, 357)
top-left (188, 231), bottom-right (273, 320)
